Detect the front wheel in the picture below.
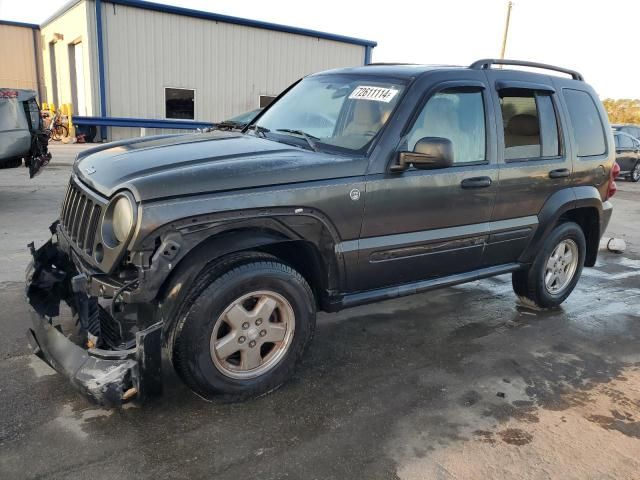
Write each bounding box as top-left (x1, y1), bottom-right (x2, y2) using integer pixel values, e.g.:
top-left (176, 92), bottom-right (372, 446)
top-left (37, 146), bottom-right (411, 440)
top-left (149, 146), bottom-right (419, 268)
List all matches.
top-left (512, 222), bottom-right (586, 309)
top-left (630, 162), bottom-right (640, 182)
top-left (171, 255), bottom-right (316, 401)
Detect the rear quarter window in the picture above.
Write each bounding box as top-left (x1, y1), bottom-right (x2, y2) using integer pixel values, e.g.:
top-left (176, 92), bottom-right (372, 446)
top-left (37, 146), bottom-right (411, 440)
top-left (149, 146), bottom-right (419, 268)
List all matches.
top-left (563, 89), bottom-right (606, 157)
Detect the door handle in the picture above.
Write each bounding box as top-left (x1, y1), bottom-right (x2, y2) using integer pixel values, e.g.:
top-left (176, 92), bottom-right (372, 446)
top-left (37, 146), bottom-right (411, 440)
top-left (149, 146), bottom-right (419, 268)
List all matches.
top-left (461, 176), bottom-right (492, 188)
top-left (548, 168), bottom-right (570, 179)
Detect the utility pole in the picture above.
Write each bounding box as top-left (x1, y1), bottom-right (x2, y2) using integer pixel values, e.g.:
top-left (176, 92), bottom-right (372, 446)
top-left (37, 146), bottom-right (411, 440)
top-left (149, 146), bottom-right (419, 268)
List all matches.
top-left (500, 1), bottom-right (513, 60)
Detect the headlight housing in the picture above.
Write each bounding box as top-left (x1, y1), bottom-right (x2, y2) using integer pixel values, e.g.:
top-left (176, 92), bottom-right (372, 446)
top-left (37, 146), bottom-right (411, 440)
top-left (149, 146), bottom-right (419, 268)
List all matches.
top-left (102, 192), bottom-right (136, 247)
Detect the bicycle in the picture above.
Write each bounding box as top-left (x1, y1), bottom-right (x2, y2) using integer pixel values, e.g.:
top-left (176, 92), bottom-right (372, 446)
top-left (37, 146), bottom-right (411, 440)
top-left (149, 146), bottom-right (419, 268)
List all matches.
top-left (46, 111), bottom-right (68, 141)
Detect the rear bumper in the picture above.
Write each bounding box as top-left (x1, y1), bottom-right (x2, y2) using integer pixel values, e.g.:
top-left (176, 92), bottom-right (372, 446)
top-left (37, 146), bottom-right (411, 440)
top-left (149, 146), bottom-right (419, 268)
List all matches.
top-left (25, 238), bottom-right (163, 406)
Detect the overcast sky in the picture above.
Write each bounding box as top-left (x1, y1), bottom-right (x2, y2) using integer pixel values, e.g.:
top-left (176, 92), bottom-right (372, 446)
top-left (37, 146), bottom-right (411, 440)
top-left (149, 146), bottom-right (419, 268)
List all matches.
top-left (1, 0), bottom-right (637, 99)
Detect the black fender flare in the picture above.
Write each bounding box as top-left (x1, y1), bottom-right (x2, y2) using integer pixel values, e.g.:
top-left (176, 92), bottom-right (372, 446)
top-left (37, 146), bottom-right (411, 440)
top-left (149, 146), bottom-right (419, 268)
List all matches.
top-left (144, 213), bottom-right (344, 339)
top-left (519, 186), bottom-right (603, 264)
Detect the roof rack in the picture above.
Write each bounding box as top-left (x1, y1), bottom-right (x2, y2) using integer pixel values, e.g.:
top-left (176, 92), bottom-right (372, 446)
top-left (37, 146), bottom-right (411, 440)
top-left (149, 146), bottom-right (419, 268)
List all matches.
top-left (469, 59), bottom-right (584, 81)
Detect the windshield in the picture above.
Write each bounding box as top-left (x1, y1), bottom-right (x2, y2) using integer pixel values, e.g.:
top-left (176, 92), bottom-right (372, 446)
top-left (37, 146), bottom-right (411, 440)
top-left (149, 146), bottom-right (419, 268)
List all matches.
top-left (253, 75), bottom-right (406, 154)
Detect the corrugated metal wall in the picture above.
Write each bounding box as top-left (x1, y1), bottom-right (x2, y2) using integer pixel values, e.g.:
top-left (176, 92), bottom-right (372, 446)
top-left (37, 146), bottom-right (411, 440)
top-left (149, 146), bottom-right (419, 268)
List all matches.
top-left (102, 3), bottom-right (365, 139)
top-left (0, 25), bottom-right (41, 92)
top-left (41, 0), bottom-right (97, 115)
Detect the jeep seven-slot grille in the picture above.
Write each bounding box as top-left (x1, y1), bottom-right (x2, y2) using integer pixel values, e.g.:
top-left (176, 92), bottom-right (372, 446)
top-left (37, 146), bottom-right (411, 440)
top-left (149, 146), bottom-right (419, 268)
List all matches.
top-left (60, 179), bottom-right (103, 255)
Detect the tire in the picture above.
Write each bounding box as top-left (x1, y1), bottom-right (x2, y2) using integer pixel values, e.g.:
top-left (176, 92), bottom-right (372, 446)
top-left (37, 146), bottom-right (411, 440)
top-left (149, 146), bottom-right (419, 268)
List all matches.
top-left (512, 222), bottom-right (586, 309)
top-left (171, 253), bottom-right (316, 401)
top-left (0, 158), bottom-right (22, 169)
top-left (52, 124), bottom-right (68, 141)
top-left (630, 162), bottom-right (640, 182)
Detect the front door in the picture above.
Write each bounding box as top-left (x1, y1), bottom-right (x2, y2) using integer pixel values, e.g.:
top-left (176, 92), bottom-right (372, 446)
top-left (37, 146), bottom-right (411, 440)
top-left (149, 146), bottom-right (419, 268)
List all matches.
top-left (355, 76), bottom-right (499, 291)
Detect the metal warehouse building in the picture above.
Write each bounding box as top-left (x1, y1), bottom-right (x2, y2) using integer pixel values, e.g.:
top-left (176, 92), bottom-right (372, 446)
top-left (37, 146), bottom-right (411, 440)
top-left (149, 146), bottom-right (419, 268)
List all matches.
top-left (0, 0), bottom-right (376, 140)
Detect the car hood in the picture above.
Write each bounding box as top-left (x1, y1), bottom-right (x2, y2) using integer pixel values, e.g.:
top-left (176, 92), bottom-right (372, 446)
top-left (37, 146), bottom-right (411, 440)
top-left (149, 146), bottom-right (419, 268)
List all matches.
top-left (74, 131), bottom-right (367, 201)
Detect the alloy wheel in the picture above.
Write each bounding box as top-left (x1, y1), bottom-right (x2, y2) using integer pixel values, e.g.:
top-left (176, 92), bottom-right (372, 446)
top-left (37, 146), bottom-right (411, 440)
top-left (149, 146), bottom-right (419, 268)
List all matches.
top-left (544, 239), bottom-right (579, 295)
top-left (210, 290), bottom-right (295, 379)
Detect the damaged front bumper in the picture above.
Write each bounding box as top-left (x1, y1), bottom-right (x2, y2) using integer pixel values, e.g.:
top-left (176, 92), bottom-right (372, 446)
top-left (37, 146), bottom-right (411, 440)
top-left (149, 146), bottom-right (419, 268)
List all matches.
top-left (25, 237), bottom-right (163, 406)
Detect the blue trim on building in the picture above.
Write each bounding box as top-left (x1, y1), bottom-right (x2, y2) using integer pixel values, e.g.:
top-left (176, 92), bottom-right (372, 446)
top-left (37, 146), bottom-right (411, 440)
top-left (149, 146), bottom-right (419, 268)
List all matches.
top-left (95, 0), bottom-right (108, 139)
top-left (0, 19), bottom-right (40, 29)
top-left (364, 46), bottom-right (373, 65)
top-left (108, 0), bottom-right (376, 48)
top-left (74, 116), bottom-right (215, 130)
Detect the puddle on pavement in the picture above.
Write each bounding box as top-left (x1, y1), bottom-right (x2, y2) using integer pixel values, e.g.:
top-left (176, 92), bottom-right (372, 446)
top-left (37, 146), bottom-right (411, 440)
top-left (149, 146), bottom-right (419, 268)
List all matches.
top-left (52, 403), bottom-right (113, 440)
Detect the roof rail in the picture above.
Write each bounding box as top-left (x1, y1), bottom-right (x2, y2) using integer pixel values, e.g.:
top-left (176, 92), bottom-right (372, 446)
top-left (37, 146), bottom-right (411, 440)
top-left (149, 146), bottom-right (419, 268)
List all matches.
top-left (469, 59), bottom-right (584, 81)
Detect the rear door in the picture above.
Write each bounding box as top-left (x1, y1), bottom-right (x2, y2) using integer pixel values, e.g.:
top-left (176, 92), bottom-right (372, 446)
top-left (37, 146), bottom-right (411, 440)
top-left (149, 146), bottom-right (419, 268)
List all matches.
top-left (482, 71), bottom-right (570, 266)
top-left (354, 72), bottom-right (499, 291)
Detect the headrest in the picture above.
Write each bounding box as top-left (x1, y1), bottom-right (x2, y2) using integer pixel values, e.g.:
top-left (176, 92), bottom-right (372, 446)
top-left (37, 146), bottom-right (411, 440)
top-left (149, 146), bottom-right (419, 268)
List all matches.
top-left (506, 114), bottom-right (539, 136)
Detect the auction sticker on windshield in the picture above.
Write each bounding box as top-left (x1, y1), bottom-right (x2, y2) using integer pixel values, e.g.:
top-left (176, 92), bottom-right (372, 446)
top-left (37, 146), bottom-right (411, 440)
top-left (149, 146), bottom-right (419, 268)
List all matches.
top-left (349, 86), bottom-right (399, 103)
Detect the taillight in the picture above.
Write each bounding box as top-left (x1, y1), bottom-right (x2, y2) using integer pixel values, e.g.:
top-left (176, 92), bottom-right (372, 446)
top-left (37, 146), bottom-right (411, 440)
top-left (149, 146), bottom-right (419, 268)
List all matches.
top-left (606, 162), bottom-right (621, 199)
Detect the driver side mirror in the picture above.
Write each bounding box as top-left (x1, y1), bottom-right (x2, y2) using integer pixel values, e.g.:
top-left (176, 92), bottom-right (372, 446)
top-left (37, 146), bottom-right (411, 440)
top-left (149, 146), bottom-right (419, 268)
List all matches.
top-left (390, 137), bottom-right (454, 172)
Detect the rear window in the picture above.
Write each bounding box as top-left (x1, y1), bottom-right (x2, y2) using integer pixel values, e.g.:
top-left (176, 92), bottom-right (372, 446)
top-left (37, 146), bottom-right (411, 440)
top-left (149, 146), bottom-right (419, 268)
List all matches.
top-left (563, 89), bottom-right (606, 157)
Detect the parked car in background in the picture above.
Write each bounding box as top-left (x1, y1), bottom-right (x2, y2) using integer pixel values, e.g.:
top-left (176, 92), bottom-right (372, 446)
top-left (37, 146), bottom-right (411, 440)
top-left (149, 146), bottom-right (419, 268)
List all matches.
top-left (26, 59), bottom-right (616, 406)
top-left (0, 88), bottom-right (51, 177)
top-left (614, 131), bottom-right (640, 182)
top-left (612, 123), bottom-right (640, 140)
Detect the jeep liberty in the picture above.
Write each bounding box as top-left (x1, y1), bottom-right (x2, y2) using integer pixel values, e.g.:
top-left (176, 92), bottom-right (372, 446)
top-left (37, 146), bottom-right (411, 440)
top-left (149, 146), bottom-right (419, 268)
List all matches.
top-left (26, 59), bottom-right (616, 405)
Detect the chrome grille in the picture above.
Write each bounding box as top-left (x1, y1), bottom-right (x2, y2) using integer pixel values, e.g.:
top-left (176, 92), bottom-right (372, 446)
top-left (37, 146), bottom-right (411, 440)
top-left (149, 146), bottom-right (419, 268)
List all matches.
top-left (60, 179), bottom-right (103, 255)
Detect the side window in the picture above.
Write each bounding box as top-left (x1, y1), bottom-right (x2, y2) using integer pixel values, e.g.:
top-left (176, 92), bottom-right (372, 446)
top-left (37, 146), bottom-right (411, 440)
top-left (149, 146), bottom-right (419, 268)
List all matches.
top-left (620, 135), bottom-right (634, 149)
top-left (563, 89), bottom-right (606, 157)
top-left (406, 88), bottom-right (486, 164)
top-left (614, 135), bottom-right (620, 149)
top-left (499, 89), bottom-right (560, 160)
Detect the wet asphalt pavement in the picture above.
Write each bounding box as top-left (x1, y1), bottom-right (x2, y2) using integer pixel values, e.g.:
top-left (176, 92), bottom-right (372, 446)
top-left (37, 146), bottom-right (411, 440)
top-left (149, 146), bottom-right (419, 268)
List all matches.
top-left (1, 145), bottom-right (639, 479)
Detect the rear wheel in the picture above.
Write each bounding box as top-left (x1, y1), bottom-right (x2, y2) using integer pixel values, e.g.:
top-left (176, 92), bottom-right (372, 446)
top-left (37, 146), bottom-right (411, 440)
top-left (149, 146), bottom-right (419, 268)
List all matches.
top-left (51, 124), bottom-right (68, 141)
top-left (171, 254), bottom-right (316, 401)
top-left (512, 222), bottom-right (586, 309)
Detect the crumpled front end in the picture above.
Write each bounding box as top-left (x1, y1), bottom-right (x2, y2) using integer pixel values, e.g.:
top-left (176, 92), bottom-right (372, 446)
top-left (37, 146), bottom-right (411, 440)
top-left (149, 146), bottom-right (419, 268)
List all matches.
top-left (25, 229), bottom-right (162, 406)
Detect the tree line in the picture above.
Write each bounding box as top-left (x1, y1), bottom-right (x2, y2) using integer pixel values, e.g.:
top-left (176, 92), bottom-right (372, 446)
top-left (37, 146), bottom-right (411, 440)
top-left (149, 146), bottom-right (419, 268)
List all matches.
top-left (602, 99), bottom-right (640, 124)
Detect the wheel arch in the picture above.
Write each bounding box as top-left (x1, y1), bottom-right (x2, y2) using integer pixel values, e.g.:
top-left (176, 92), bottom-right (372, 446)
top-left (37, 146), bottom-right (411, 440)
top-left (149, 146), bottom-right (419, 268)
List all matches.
top-left (520, 186), bottom-right (603, 267)
top-left (152, 215), bottom-right (343, 340)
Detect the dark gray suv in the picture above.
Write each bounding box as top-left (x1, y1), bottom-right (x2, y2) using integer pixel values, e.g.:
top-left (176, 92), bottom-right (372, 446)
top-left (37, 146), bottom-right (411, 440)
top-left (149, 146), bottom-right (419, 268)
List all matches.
top-left (26, 59), bottom-right (616, 405)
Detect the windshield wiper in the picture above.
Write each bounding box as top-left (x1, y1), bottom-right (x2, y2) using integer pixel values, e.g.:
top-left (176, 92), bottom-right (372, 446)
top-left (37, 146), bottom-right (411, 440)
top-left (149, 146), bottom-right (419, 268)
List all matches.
top-left (246, 124), bottom-right (270, 138)
top-left (276, 129), bottom-right (320, 152)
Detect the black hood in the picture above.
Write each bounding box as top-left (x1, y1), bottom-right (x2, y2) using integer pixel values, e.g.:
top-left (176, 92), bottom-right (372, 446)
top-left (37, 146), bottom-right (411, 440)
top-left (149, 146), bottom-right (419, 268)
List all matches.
top-left (74, 131), bottom-right (367, 201)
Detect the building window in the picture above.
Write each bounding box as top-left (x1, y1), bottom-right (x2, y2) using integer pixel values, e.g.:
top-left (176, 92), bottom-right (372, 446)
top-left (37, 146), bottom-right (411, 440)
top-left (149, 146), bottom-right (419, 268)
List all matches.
top-left (165, 88), bottom-right (194, 120)
top-left (259, 95), bottom-right (276, 108)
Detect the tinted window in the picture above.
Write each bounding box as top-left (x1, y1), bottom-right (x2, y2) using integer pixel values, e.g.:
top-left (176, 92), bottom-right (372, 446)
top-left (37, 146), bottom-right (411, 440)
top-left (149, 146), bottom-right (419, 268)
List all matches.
top-left (407, 89), bottom-right (486, 164)
top-left (499, 90), bottom-right (560, 160)
top-left (619, 134), bottom-right (634, 149)
top-left (165, 88), bottom-right (194, 120)
top-left (563, 89), bottom-right (606, 157)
